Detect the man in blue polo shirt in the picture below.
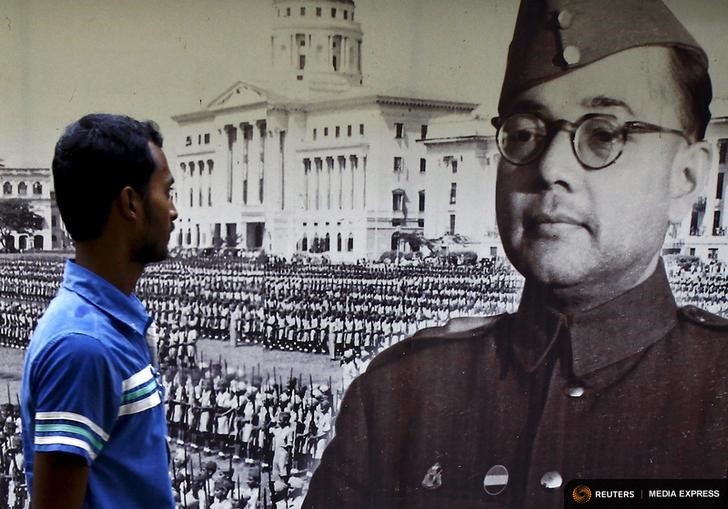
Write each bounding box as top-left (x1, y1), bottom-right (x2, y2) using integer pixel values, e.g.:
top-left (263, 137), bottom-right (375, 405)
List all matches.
top-left (20, 113), bottom-right (178, 508)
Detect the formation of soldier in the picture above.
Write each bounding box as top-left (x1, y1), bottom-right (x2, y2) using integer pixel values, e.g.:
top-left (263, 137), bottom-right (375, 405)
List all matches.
top-left (0, 255), bottom-right (726, 356)
top-left (0, 403), bottom-right (26, 509)
top-left (262, 260), bottom-right (522, 356)
top-left (0, 254), bottom-right (727, 508)
top-left (162, 359), bottom-right (338, 509)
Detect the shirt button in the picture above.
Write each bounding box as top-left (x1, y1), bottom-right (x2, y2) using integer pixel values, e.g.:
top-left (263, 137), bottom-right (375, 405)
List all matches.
top-left (540, 471), bottom-right (563, 490)
top-left (557, 10), bottom-right (573, 29)
top-left (565, 386), bottom-right (585, 398)
top-left (562, 45), bottom-right (581, 65)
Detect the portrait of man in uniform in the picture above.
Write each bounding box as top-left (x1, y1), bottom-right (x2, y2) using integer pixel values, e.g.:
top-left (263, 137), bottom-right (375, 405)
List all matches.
top-left (303, 1), bottom-right (727, 508)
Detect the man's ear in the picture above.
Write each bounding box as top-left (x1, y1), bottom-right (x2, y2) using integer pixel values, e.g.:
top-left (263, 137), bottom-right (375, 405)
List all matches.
top-left (668, 140), bottom-right (711, 224)
top-left (117, 186), bottom-right (142, 222)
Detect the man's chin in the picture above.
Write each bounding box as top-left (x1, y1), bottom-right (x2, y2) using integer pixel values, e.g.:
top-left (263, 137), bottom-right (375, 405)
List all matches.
top-left (513, 250), bottom-right (594, 288)
top-left (134, 246), bottom-right (169, 265)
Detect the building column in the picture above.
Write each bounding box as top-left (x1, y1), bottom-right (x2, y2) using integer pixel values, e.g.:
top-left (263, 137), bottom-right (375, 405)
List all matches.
top-left (224, 125), bottom-right (237, 205)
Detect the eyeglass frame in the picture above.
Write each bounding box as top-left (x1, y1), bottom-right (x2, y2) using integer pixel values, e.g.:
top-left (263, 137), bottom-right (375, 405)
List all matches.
top-left (491, 112), bottom-right (693, 170)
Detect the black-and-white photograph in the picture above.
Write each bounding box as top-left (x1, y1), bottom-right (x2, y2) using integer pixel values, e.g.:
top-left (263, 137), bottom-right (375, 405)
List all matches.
top-left (1, 0), bottom-right (728, 508)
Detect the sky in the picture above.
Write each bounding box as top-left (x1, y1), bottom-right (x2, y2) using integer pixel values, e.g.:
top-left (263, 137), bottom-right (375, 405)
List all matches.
top-left (1, 0), bottom-right (727, 168)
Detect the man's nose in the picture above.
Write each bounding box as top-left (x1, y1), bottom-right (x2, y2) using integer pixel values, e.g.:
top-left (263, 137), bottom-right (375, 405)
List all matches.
top-left (535, 129), bottom-right (582, 189)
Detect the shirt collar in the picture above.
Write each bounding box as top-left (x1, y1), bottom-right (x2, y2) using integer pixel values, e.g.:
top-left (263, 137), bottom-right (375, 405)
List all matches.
top-left (62, 259), bottom-right (151, 338)
top-left (511, 260), bottom-right (677, 377)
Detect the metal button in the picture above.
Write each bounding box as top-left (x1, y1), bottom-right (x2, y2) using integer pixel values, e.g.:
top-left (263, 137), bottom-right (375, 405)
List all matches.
top-left (557, 10), bottom-right (573, 29)
top-left (566, 386), bottom-right (585, 398)
top-left (483, 465), bottom-right (509, 496)
top-left (562, 45), bottom-right (581, 65)
top-left (540, 471), bottom-right (563, 490)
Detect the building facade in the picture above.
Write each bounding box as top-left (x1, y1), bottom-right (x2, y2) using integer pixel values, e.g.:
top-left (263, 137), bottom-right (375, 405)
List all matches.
top-left (421, 111), bottom-right (502, 259)
top-left (0, 167), bottom-right (66, 251)
top-left (170, 0), bottom-right (477, 262)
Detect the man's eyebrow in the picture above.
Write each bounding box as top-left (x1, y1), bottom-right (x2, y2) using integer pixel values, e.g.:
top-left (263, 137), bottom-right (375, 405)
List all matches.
top-left (583, 95), bottom-right (635, 116)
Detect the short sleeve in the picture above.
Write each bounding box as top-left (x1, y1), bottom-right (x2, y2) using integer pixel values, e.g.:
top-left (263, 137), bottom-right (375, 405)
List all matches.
top-left (29, 334), bottom-right (122, 464)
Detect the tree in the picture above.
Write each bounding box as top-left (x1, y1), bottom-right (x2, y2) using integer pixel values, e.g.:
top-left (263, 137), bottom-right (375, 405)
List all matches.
top-left (224, 232), bottom-right (242, 248)
top-left (0, 199), bottom-right (45, 250)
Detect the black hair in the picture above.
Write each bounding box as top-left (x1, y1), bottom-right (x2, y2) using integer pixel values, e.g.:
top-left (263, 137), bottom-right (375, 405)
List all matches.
top-left (52, 113), bottom-right (163, 242)
top-left (670, 46), bottom-right (712, 142)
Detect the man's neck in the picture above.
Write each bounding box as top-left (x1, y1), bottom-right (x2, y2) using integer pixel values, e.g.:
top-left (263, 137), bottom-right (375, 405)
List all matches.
top-left (529, 257), bottom-right (661, 315)
top-left (74, 243), bottom-right (143, 295)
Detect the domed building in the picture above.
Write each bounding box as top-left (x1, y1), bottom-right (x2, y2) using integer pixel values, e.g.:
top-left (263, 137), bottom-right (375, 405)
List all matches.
top-left (171, 0), bottom-right (478, 261)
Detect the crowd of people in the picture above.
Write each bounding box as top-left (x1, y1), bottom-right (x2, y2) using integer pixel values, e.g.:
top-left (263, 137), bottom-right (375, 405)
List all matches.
top-left (0, 253), bottom-right (726, 507)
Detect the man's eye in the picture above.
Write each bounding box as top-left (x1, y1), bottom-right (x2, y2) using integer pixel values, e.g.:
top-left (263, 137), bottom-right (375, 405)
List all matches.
top-left (508, 129), bottom-right (536, 143)
top-left (589, 128), bottom-right (619, 144)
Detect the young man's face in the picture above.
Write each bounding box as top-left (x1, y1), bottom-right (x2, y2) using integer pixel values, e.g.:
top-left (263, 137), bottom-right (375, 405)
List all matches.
top-left (496, 46), bottom-right (696, 303)
top-left (135, 142), bottom-right (177, 264)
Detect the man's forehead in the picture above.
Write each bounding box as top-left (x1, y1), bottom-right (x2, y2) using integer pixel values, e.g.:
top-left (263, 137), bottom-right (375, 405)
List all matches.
top-left (506, 46), bottom-right (679, 122)
top-left (148, 142), bottom-right (171, 177)
top-left (498, 0), bottom-right (707, 115)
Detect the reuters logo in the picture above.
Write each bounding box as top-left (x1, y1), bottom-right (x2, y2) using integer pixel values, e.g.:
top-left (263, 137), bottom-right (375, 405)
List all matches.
top-left (572, 485), bottom-right (592, 504)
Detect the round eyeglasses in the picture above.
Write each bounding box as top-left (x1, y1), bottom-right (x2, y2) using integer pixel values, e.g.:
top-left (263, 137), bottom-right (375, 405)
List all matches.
top-left (492, 113), bottom-right (692, 170)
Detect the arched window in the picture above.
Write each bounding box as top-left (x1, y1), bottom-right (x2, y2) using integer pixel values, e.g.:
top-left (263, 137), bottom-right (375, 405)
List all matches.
top-left (198, 161), bottom-right (205, 176)
top-left (185, 229), bottom-right (192, 245)
top-left (3, 182), bottom-right (11, 195)
top-left (324, 233), bottom-right (330, 252)
top-left (207, 160), bottom-right (214, 174)
top-left (180, 162), bottom-right (187, 174)
top-left (301, 237), bottom-right (308, 251)
top-left (337, 233), bottom-right (342, 252)
top-left (347, 235), bottom-right (354, 252)
top-left (17, 182), bottom-right (27, 196)
top-left (33, 182), bottom-right (43, 195)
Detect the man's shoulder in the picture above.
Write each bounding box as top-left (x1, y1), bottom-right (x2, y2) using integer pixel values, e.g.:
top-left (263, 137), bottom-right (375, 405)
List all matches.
top-left (677, 305), bottom-right (728, 331)
top-left (366, 314), bottom-right (506, 373)
top-left (32, 289), bottom-right (109, 342)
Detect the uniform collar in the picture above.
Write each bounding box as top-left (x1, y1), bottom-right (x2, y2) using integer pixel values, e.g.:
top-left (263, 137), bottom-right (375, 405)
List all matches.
top-left (62, 259), bottom-right (151, 338)
top-left (511, 260), bottom-right (677, 377)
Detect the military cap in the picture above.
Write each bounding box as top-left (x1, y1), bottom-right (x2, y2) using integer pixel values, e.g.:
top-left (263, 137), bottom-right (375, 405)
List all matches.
top-left (498, 0), bottom-right (708, 114)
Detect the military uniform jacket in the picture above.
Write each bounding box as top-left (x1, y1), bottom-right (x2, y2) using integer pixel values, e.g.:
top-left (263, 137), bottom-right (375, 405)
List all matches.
top-left (303, 264), bottom-right (728, 509)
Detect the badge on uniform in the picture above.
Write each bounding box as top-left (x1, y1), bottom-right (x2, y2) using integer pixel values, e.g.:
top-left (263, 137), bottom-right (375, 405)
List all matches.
top-left (421, 462), bottom-right (442, 490)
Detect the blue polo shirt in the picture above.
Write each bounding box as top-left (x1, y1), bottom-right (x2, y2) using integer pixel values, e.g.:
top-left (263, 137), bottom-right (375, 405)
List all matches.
top-left (21, 260), bottom-right (174, 508)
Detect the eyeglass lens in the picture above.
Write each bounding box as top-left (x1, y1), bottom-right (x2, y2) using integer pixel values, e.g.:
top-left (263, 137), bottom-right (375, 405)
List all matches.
top-left (498, 114), bottom-right (624, 169)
